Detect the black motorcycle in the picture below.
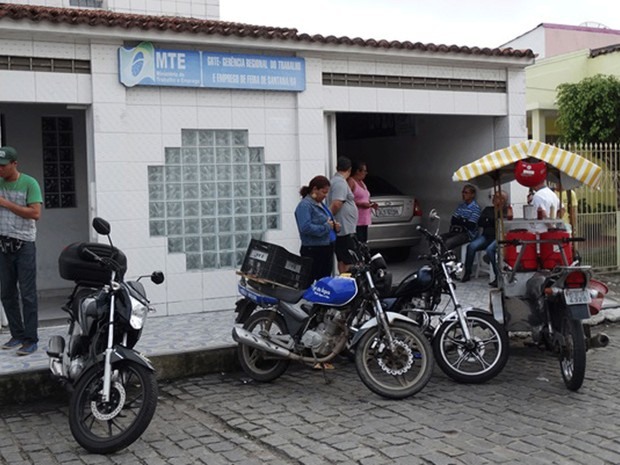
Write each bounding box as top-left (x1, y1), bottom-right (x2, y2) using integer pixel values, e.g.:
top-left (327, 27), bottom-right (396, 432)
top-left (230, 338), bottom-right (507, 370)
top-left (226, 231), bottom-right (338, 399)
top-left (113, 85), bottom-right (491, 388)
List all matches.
top-left (380, 210), bottom-right (509, 383)
top-left (48, 217), bottom-right (164, 454)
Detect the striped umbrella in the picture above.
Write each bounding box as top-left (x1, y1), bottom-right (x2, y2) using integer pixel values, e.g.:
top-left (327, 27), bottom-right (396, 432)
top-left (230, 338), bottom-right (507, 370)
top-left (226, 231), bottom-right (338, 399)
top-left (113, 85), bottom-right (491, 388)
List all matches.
top-left (452, 140), bottom-right (602, 190)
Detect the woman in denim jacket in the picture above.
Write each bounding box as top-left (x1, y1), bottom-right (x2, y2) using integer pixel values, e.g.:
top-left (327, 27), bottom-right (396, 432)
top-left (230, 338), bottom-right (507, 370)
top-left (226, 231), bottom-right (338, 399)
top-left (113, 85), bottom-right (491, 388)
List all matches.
top-left (294, 175), bottom-right (340, 282)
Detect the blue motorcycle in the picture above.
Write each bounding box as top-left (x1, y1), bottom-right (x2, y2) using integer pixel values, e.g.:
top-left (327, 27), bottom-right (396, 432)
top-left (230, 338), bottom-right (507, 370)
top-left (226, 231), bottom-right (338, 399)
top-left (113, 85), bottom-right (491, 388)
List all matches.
top-left (232, 250), bottom-right (433, 399)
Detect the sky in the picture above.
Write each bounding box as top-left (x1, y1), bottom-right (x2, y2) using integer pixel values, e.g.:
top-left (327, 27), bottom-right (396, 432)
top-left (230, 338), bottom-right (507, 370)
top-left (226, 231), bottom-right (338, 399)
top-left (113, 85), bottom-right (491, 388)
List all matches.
top-left (219, 0), bottom-right (619, 49)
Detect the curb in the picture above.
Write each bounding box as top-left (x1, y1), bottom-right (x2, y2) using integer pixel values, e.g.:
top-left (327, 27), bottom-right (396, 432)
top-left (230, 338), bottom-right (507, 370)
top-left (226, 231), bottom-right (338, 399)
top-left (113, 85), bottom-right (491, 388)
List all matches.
top-left (0, 345), bottom-right (238, 405)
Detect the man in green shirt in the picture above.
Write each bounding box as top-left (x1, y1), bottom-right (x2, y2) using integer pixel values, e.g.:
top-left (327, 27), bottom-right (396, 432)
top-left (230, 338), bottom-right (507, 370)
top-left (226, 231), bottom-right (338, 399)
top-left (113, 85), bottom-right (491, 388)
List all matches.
top-left (0, 146), bottom-right (43, 355)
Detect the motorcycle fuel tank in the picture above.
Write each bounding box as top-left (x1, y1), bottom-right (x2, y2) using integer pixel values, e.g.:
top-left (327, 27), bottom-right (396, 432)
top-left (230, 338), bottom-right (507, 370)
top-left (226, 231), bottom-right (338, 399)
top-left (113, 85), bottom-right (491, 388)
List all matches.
top-left (391, 265), bottom-right (435, 297)
top-left (303, 276), bottom-right (357, 306)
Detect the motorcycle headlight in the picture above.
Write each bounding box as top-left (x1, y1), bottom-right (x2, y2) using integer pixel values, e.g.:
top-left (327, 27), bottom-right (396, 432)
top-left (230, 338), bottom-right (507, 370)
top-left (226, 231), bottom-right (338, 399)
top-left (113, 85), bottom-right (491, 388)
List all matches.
top-left (129, 295), bottom-right (148, 330)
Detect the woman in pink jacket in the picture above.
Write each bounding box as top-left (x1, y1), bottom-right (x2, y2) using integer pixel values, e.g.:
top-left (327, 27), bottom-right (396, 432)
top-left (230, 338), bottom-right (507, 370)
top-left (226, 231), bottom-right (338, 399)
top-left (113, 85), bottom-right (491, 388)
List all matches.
top-left (347, 160), bottom-right (378, 243)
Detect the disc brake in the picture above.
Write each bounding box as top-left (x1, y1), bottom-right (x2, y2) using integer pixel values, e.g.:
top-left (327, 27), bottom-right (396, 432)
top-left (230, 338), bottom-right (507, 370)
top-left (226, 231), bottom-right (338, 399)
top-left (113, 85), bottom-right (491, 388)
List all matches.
top-left (91, 381), bottom-right (126, 421)
top-left (376, 339), bottom-right (414, 376)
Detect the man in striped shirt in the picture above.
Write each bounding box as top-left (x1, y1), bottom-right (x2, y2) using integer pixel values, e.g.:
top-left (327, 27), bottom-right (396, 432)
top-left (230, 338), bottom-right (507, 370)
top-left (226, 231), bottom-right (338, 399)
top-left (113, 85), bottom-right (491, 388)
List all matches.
top-left (440, 184), bottom-right (481, 252)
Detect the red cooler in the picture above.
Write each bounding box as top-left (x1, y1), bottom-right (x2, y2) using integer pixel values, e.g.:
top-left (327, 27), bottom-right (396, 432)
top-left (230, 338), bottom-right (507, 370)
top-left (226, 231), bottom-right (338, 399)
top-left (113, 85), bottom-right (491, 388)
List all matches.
top-left (540, 229), bottom-right (573, 269)
top-left (504, 229), bottom-right (537, 271)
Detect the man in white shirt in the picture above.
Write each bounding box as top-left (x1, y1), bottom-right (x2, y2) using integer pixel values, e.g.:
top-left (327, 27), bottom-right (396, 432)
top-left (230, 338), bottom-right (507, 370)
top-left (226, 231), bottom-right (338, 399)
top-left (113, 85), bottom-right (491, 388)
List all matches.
top-left (532, 181), bottom-right (560, 219)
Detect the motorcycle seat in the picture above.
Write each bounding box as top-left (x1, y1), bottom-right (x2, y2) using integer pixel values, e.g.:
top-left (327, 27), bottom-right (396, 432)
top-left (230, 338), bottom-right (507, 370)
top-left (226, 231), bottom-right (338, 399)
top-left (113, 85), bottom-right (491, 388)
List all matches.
top-left (525, 271), bottom-right (551, 301)
top-left (247, 280), bottom-right (305, 303)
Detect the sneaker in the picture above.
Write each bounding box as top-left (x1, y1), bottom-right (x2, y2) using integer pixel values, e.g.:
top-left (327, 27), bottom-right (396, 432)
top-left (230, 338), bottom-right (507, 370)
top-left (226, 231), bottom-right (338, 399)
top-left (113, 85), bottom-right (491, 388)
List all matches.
top-left (16, 342), bottom-right (38, 356)
top-left (2, 338), bottom-right (22, 350)
top-left (461, 274), bottom-right (471, 283)
top-left (489, 279), bottom-right (498, 287)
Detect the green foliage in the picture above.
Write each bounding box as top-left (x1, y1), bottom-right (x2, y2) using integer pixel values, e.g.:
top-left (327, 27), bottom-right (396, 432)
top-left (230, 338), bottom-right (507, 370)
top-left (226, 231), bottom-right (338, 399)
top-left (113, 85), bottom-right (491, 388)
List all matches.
top-left (556, 74), bottom-right (620, 144)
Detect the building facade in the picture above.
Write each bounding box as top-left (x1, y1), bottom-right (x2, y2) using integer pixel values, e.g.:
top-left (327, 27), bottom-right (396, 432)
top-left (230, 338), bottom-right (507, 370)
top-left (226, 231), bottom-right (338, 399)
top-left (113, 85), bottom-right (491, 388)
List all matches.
top-left (0, 1), bottom-right (533, 316)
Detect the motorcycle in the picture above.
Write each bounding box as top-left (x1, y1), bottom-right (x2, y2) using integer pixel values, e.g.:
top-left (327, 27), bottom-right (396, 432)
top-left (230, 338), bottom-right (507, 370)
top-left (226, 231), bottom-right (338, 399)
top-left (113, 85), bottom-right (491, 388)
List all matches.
top-left (453, 140), bottom-right (609, 390)
top-left (48, 217), bottom-right (165, 454)
top-left (496, 234), bottom-right (606, 390)
top-left (232, 244), bottom-right (434, 399)
top-left (379, 210), bottom-right (509, 384)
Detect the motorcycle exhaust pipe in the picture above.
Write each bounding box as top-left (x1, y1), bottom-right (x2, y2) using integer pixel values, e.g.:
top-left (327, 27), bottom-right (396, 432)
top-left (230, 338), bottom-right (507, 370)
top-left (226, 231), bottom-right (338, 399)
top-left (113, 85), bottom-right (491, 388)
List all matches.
top-left (589, 332), bottom-right (610, 348)
top-left (232, 326), bottom-right (298, 359)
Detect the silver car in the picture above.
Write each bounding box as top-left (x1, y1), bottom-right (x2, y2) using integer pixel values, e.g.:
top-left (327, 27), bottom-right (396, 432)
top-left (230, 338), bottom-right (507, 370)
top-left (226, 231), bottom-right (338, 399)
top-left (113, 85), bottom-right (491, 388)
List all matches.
top-left (365, 175), bottom-right (422, 259)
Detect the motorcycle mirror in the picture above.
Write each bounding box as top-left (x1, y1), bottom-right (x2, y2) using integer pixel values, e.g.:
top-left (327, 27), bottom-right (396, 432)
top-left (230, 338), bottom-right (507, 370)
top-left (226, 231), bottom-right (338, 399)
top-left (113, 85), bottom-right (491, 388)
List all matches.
top-left (429, 209), bottom-right (440, 221)
top-left (92, 217), bottom-right (111, 236)
top-left (151, 271), bottom-right (165, 285)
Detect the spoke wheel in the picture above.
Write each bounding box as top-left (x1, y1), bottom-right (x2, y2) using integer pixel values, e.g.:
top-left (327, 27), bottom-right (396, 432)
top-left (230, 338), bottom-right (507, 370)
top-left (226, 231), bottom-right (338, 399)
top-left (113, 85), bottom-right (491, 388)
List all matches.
top-left (69, 361), bottom-right (158, 454)
top-left (432, 311), bottom-right (509, 383)
top-left (237, 310), bottom-right (290, 382)
top-left (354, 320), bottom-right (433, 399)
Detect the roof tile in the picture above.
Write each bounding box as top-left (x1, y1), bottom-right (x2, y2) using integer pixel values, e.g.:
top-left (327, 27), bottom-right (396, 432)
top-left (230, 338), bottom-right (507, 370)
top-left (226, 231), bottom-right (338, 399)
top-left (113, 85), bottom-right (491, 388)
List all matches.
top-left (0, 4), bottom-right (534, 58)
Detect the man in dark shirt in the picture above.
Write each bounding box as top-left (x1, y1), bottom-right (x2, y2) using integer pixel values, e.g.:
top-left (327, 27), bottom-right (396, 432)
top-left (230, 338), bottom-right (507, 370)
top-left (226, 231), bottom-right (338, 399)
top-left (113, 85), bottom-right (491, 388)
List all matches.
top-left (440, 184), bottom-right (481, 251)
top-left (462, 190), bottom-right (507, 283)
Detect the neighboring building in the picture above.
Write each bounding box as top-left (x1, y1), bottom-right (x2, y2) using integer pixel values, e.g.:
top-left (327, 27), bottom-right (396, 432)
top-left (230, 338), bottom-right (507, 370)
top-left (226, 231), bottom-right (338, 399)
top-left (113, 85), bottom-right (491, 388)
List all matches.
top-left (0, 1), bottom-right (533, 316)
top-left (502, 22), bottom-right (620, 60)
top-left (502, 22), bottom-right (620, 142)
top-left (526, 44), bottom-right (620, 142)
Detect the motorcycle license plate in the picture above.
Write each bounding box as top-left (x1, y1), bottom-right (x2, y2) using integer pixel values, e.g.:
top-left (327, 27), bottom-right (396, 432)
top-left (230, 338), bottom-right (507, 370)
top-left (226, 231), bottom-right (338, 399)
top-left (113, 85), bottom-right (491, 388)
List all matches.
top-left (564, 289), bottom-right (591, 305)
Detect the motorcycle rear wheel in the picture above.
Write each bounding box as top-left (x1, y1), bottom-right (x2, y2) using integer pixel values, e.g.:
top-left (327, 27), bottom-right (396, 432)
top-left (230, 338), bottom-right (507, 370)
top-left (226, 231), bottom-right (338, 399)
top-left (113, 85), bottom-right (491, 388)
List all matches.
top-left (69, 361), bottom-right (158, 454)
top-left (354, 320), bottom-right (433, 399)
top-left (237, 310), bottom-right (290, 382)
top-left (559, 313), bottom-right (586, 391)
top-left (432, 311), bottom-right (509, 384)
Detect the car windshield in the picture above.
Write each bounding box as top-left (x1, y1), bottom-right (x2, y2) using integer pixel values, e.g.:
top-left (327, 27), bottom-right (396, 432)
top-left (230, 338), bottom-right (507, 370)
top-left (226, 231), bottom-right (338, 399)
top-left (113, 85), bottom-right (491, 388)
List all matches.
top-left (364, 175), bottom-right (403, 196)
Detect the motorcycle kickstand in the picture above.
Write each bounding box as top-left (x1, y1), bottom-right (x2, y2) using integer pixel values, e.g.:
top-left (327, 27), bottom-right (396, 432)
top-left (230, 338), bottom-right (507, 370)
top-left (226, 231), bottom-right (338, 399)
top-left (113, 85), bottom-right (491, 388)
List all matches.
top-left (312, 353), bottom-right (332, 385)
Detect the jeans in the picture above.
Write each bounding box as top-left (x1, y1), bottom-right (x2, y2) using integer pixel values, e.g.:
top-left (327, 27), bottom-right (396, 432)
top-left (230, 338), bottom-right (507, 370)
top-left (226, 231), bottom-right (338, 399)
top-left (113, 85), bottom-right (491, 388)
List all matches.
top-left (0, 241), bottom-right (38, 343)
top-left (464, 234), bottom-right (494, 276)
top-left (300, 244), bottom-right (334, 283)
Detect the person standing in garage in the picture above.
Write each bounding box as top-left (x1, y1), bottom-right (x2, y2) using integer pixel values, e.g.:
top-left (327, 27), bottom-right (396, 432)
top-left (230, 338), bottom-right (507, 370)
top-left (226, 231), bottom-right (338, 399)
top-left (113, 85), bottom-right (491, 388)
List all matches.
top-left (328, 156), bottom-right (359, 273)
top-left (347, 159), bottom-right (378, 243)
top-left (294, 175), bottom-right (339, 282)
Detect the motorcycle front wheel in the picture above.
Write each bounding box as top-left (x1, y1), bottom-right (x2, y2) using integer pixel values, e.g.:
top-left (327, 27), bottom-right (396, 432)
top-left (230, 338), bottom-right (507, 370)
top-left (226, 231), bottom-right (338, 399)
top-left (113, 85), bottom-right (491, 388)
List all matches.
top-left (559, 312), bottom-right (586, 391)
top-left (354, 320), bottom-right (433, 399)
top-left (237, 310), bottom-right (290, 382)
top-left (69, 361), bottom-right (158, 454)
top-left (432, 311), bottom-right (509, 384)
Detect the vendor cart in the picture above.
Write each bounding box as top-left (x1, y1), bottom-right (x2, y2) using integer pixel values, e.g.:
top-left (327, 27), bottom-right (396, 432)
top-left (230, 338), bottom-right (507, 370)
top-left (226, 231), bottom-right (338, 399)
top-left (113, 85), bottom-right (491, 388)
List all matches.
top-left (452, 140), bottom-right (609, 391)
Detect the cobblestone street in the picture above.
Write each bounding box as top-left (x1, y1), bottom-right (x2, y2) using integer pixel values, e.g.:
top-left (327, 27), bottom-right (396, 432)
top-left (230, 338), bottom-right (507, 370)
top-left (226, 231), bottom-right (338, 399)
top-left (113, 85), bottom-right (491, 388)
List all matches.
top-left (2, 322), bottom-right (620, 465)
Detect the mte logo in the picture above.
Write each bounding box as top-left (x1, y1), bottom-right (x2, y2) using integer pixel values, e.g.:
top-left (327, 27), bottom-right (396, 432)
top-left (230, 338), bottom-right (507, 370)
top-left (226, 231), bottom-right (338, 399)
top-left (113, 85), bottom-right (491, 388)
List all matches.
top-left (118, 42), bottom-right (156, 87)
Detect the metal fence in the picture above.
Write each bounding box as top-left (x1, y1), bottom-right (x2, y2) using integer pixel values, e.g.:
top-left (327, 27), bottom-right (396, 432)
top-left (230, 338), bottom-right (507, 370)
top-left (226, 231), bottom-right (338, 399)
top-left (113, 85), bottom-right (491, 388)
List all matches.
top-left (557, 143), bottom-right (620, 271)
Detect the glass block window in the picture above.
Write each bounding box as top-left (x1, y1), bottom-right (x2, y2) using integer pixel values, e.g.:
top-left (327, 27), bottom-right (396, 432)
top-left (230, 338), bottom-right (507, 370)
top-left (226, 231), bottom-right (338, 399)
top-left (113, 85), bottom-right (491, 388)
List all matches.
top-left (41, 116), bottom-right (76, 209)
top-left (148, 129), bottom-right (281, 271)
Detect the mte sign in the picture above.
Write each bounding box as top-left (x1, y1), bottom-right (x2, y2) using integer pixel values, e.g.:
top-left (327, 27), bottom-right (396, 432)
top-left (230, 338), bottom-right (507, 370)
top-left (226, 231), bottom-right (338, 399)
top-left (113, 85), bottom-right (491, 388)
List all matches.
top-left (118, 42), bottom-right (305, 92)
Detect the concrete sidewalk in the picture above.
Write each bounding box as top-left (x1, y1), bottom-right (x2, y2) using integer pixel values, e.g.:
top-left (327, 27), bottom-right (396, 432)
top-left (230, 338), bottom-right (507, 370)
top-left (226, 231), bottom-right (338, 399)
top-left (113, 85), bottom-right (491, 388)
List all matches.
top-left (2, 267), bottom-right (620, 405)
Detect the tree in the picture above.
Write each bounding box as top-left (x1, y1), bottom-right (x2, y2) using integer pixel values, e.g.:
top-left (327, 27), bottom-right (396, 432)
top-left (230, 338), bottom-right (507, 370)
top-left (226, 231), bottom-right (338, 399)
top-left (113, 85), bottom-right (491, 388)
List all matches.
top-left (556, 74), bottom-right (620, 144)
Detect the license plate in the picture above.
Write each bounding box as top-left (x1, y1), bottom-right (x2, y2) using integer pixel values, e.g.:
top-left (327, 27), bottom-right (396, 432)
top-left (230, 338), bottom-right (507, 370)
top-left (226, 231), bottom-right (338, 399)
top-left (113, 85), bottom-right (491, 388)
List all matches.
top-left (564, 289), bottom-right (591, 305)
top-left (376, 206), bottom-right (402, 217)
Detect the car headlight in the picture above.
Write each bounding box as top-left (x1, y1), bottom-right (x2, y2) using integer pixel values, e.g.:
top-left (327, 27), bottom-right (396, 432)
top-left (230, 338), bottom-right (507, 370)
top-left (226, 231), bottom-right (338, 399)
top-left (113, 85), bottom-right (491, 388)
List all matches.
top-left (129, 295), bottom-right (148, 330)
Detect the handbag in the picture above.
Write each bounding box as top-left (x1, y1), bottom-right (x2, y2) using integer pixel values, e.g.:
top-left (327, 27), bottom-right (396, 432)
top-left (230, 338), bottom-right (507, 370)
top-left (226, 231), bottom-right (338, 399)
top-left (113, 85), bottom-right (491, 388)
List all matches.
top-left (321, 204), bottom-right (337, 242)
